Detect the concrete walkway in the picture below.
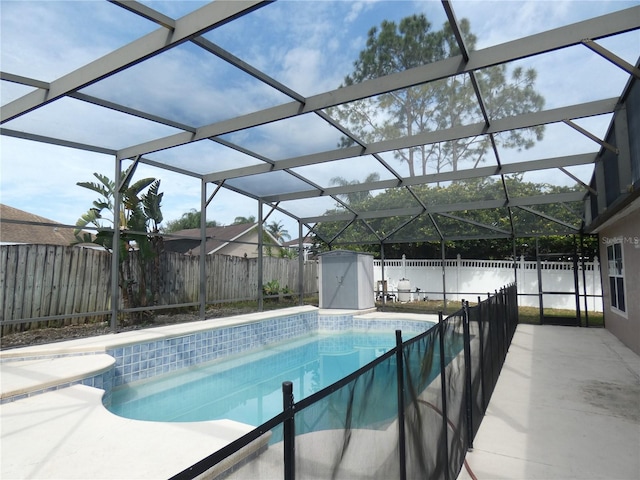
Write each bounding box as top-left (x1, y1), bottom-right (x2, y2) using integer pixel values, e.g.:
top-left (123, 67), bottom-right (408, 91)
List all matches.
top-left (458, 324), bottom-right (640, 480)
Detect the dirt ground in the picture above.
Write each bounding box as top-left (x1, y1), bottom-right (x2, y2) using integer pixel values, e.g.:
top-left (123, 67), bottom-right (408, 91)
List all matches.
top-left (1, 299), bottom-right (458, 351)
top-left (0, 306), bottom-right (257, 351)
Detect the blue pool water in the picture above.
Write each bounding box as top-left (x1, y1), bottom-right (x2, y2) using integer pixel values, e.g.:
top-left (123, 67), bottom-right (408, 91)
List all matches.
top-left (108, 331), bottom-right (410, 425)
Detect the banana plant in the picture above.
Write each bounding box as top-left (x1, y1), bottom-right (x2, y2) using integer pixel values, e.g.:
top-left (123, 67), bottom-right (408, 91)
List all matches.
top-left (74, 166), bottom-right (163, 323)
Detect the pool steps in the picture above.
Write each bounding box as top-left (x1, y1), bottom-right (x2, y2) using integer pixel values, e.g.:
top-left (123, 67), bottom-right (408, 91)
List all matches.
top-left (0, 354), bottom-right (114, 403)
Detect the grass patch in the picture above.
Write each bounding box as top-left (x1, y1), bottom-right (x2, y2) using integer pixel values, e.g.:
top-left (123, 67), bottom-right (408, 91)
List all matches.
top-left (376, 299), bottom-right (467, 316)
top-left (378, 300), bottom-right (604, 327)
top-left (518, 305), bottom-right (604, 327)
top-left (206, 295), bottom-right (319, 314)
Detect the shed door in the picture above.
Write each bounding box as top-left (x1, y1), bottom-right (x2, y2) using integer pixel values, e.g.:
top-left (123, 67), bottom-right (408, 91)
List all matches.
top-left (322, 255), bottom-right (358, 309)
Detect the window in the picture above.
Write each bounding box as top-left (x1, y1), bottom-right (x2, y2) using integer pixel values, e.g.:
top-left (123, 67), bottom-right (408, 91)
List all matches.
top-left (607, 242), bottom-right (626, 312)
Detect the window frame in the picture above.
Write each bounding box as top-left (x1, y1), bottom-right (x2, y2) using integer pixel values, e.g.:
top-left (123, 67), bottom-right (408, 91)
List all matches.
top-left (606, 241), bottom-right (627, 315)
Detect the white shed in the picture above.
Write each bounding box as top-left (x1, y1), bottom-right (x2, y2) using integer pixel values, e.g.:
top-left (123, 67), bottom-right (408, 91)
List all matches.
top-left (318, 250), bottom-right (375, 310)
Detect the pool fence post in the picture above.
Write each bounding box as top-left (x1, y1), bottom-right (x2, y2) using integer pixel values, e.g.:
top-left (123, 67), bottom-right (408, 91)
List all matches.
top-left (282, 381), bottom-right (295, 480)
top-left (438, 311), bottom-right (450, 480)
top-left (487, 292), bottom-right (496, 388)
top-left (497, 289), bottom-right (505, 362)
top-left (395, 330), bottom-right (407, 480)
top-left (477, 296), bottom-right (487, 411)
top-left (462, 300), bottom-right (474, 450)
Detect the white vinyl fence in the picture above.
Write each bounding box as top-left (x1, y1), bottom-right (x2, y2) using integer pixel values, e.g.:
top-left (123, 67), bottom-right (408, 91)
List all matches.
top-left (374, 255), bottom-right (603, 312)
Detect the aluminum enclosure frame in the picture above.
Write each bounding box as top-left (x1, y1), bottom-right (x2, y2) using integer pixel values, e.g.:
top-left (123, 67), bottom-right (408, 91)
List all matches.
top-left (1, 1), bottom-right (639, 325)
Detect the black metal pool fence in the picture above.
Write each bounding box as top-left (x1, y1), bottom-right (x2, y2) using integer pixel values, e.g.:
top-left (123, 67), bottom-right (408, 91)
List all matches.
top-left (171, 283), bottom-right (518, 480)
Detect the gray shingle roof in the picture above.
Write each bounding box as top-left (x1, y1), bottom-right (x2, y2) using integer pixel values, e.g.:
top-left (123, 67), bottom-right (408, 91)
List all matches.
top-left (0, 204), bottom-right (77, 246)
top-left (164, 223), bottom-right (258, 255)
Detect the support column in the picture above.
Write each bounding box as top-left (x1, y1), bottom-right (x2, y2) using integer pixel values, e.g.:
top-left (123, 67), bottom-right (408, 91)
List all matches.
top-left (441, 240), bottom-right (447, 310)
top-left (110, 158), bottom-right (122, 332)
top-left (258, 200), bottom-right (264, 311)
top-left (380, 243), bottom-right (386, 303)
top-left (512, 236), bottom-right (518, 285)
top-left (536, 237), bottom-right (544, 324)
top-left (298, 221), bottom-right (304, 306)
top-left (199, 180), bottom-right (207, 319)
top-left (580, 232), bottom-right (589, 327)
top-left (572, 235), bottom-right (582, 326)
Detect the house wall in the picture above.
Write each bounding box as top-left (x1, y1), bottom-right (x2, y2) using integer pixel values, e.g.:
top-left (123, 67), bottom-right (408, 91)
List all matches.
top-left (598, 206), bottom-right (640, 355)
top-left (214, 231), bottom-right (283, 258)
top-left (218, 241), bottom-right (259, 258)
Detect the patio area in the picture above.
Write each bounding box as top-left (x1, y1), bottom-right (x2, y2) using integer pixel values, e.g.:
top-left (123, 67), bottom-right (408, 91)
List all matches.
top-left (458, 323), bottom-right (640, 480)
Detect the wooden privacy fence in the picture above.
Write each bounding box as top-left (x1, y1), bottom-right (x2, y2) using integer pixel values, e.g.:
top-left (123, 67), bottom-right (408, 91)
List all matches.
top-left (1, 244), bottom-right (319, 334)
top-left (1, 244), bottom-right (111, 331)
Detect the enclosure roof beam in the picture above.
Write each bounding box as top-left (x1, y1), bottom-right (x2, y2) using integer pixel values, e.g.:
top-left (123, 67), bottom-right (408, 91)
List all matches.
top-left (112, 0), bottom-right (306, 102)
top-left (562, 119), bottom-right (619, 154)
top-left (259, 152), bottom-right (596, 203)
top-left (115, 7), bottom-right (638, 160)
top-left (0, 1), bottom-right (269, 124)
top-left (582, 39), bottom-right (640, 79)
top-left (201, 98), bottom-right (615, 183)
top-left (559, 167), bottom-right (598, 195)
top-left (0, 72), bottom-right (49, 90)
top-left (380, 214), bottom-right (423, 243)
top-left (136, 156), bottom-right (204, 179)
top-left (516, 206), bottom-right (581, 231)
top-left (109, 0), bottom-right (176, 30)
top-left (69, 92), bottom-right (197, 132)
top-left (435, 212), bottom-right (512, 236)
top-left (301, 191), bottom-right (585, 224)
top-left (0, 128), bottom-right (116, 156)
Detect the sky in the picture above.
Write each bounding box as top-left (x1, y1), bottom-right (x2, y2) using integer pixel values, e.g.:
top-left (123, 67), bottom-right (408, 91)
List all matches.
top-left (1, 0), bottom-right (638, 240)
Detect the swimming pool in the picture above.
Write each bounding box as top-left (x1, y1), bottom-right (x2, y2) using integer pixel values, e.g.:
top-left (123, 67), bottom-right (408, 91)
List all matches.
top-left (108, 330), bottom-right (414, 425)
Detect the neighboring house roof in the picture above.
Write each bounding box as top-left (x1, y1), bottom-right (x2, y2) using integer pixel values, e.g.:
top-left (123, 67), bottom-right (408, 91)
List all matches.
top-left (0, 204), bottom-right (77, 246)
top-left (164, 223), bottom-right (280, 255)
top-left (283, 235), bottom-right (315, 248)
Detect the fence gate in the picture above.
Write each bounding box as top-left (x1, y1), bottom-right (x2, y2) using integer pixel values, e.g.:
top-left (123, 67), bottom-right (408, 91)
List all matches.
top-left (536, 249), bottom-right (582, 327)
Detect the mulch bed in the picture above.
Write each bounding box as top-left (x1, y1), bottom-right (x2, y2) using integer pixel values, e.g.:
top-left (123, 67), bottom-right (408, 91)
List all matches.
top-left (0, 307), bottom-right (256, 351)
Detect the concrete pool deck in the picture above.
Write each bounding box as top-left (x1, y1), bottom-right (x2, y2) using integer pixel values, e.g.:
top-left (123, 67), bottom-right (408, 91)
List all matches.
top-left (457, 324), bottom-right (640, 480)
top-left (0, 385), bottom-right (261, 479)
top-left (3, 312), bottom-right (636, 479)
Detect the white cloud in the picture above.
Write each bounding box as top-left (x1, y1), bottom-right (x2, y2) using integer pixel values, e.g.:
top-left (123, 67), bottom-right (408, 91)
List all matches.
top-left (0, 1), bottom-right (155, 81)
top-left (0, 137), bottom-right (114, 225)
top-left (4, 97), bottom-right (182, 149)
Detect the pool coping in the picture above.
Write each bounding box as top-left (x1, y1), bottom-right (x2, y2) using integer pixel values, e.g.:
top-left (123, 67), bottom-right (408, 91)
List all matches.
top-left (0, 306), bottom-right (322, 400)
top-left (1, 306), bottom-right (320, 360)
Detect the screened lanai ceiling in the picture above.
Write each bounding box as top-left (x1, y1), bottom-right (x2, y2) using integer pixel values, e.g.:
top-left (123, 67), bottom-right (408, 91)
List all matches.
top-left (1, 0), bottom-right (639, 246)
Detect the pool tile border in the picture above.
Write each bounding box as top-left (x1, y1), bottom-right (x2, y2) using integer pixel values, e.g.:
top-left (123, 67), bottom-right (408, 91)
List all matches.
top-left (108, 310), bottom-right (317, 387)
